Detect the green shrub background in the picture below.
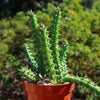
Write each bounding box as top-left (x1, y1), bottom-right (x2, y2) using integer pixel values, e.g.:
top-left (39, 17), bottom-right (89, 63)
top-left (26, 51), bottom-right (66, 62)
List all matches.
top-left (0, 0), bottom-right (100, 99)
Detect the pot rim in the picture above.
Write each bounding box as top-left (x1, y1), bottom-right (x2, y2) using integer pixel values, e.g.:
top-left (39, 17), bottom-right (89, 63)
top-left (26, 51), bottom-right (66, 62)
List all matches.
top-left (23, 80), bottom-right (74, 87)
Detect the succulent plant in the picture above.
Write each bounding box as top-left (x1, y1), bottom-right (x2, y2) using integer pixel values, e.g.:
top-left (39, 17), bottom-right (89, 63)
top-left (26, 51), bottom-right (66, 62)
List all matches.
top-left (19, 8), bottom-right (100, 94)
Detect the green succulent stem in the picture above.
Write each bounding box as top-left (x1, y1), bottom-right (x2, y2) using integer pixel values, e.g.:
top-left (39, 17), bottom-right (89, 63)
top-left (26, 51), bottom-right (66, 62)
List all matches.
top-left (42, 25), bottom-right (57, 84)
top-left (62, 75), bottom-right (100, 94)
top-left (30, 11), bottom-right (38, 30)
top-left (59, 41), bottom-right (69, 78)
top-left (19, 67), bottom-right (36, 81)
top-left (51, 8), bottom-right (61, 81)
top-left (30, 12), bottom-right (47, 76)
top-left (60, 41), bottom-right (69, 62)
top-left (23, 43), bottom-right (38, 73)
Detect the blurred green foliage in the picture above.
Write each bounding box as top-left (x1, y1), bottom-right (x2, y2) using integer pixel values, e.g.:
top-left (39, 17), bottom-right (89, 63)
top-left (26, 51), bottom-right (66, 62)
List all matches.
top-left (0, 0), bottom-right (99, 19)
top-left (0, 0), bottom-right (63, 19)
top-left (0, 0), bottom-right (100, 99)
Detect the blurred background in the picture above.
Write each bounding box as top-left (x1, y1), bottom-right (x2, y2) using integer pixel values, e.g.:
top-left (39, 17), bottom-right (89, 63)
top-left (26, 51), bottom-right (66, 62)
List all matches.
top-left (0, 0), bottom-right (100, 100)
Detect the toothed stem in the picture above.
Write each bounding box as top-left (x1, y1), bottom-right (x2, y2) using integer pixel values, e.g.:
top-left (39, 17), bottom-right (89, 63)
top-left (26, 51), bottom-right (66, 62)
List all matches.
top-left (51, 8), bottom-right (61, 81)
top-left (59, 41), bottom-right (69, 78)
top-left (30, 12), bottom-right (47, 76)
top-left (20, 67), bottom-right (36, 81)
top-left (30, 11), bottom-right (39, 30)
top-left (62, 75), bottom-right (100, 95)
top-left (42, 25), bottom-right (57, 84)
top-left (60, 41), bottom-right (69, 62)
top-left (23, 43), bottom-right (38, 73)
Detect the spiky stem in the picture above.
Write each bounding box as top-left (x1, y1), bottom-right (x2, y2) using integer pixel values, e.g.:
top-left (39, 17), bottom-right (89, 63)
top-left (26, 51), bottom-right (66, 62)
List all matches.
top-left (30, 12), bottom-right (48, 76)
top-left (51, 8), bottom-right (61, 81)
top-left (59, 41), bottom-right (69, 78)
top-left (62, 75), bottom-right (100, 94)
top-left (42, 25), bottom-right (57, 84)
top-left (23, 43), bottom-right (38, 73)
top-left (60, 41), bottom-right (69, 62)
top-left (19, 67), bottom-right (36, 81)
top-left (30, 11), bottom-right (57, 80)
top-left (30, 11), bottom-right (39, 30)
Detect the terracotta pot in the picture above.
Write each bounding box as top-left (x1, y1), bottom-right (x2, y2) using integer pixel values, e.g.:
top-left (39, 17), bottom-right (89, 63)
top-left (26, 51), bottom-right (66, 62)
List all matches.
top-left (22, 80), bottom-right (75, 100)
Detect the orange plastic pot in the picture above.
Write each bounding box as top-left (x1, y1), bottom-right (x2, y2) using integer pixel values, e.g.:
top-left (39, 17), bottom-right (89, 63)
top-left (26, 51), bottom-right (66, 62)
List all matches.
top-left (22, 80), bottom-right (75, 100)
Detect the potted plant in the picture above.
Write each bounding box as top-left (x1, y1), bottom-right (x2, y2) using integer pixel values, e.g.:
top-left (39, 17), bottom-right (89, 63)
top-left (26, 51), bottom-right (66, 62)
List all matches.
top-left (19, 8), bottom-right (100, 100)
